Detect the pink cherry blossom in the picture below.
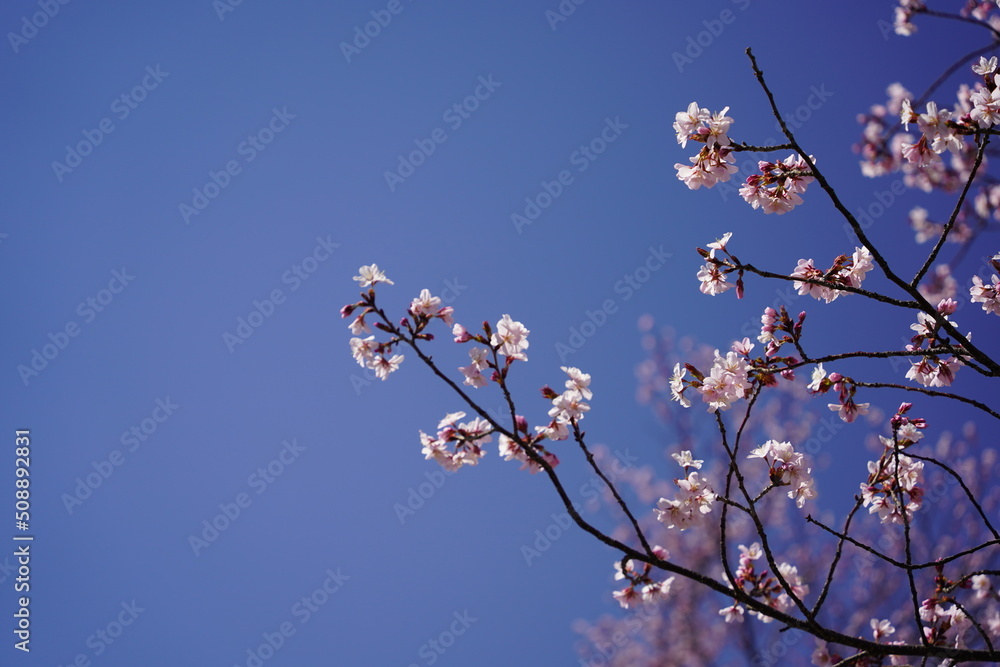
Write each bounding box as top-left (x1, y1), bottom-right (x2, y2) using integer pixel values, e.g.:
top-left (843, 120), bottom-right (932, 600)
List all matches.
top-left (491, 314), bottom-right (530, 361)
top-left (970, 274), bottom-right (1000, 315)
top-left (697, 263), bottom-right (732, 295)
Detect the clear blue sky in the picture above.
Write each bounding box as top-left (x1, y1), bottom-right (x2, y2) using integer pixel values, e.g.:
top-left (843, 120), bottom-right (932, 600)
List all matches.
top-left (2, 1), bottom-right (996, 664)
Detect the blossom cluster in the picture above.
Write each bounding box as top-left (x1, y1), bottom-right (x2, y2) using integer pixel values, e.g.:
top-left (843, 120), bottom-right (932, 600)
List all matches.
top-left (905, 298), bottom-right (966, 387)
top-left (739, 154), bottom-right (815, 215)
top-left (859, 404), bottom-right (928, 525)
top-left (673, 102), bottom-right (738, 190)
top-left (790, 246), bottom-right (874, 303)
top-left (807, 364), bottom-right (871, 423)
top-left (669, 340), bottom-right (753, 413)
top-left (420, 411), bottom-right (493, 472)
top-left (970, 263), bottom-right (1000, 316)
top-left (696, 232), bottom-right (738, 297)
top-left (654, 450), bottom-right (717, 530)
top-left (758, 305), bottom-right (805, 358)
top-left (718, 542), bottom-right (809, 624)
top-left (611, 547), bottom-right (675, 609)
top-left (892, 0), bottom-right (925, 36)
top-left (673, 103), bottom-right (816, 213)
top-left (747, 439), bottom-right (817, 508)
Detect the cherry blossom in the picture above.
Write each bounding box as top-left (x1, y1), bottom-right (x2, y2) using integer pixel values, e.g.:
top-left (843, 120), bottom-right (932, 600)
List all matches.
top-left (459, 347), bottom-right (490, 388)
top-left (353, 263), bottom-right (393, 287)
top-left (655, 466), bottom-right (717, 530)
top-left (747, 440), bottom-right (817, 508)
top-left (560, 366), bottom-right (593, 400)
top-left (970, 274), bottom-right (1000, 315)
top-left (675, 146), bottom-right (739, 190)
top-left (739, 154), bottom-right (814, 214)
top-left (491, 314), bottom-right (530, 361)
top-left (371, 353), bottom-right (404, 379)
top-left (697, 262), bottom-right (733, 295)
top-left (408, 289), bottom-right (441, 318)
top-left (970, 75), bottom-right (1000, 128)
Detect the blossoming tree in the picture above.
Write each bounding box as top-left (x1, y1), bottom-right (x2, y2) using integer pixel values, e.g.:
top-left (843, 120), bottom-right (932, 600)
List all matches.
top-left (345, 3), bottom-right (1000, 664)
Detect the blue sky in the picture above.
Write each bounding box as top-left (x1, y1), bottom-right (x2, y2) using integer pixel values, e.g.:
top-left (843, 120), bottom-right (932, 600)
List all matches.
top-left (3, 1), bottom-right (998, 665)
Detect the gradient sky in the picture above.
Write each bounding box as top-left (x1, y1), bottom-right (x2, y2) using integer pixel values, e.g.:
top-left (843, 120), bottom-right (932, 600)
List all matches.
top-left (3, 1), bottom-right (997, 665)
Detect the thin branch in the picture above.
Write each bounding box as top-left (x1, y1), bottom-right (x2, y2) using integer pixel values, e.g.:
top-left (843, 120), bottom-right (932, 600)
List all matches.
top-left (913, 133), bottom-right (990, 286)
top-left (745, 47), bottom-right (1000, 376)
top-left (571, 422), bottom-right (655, 556)
top-left (852, 382), bottom-right (1000, 421)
